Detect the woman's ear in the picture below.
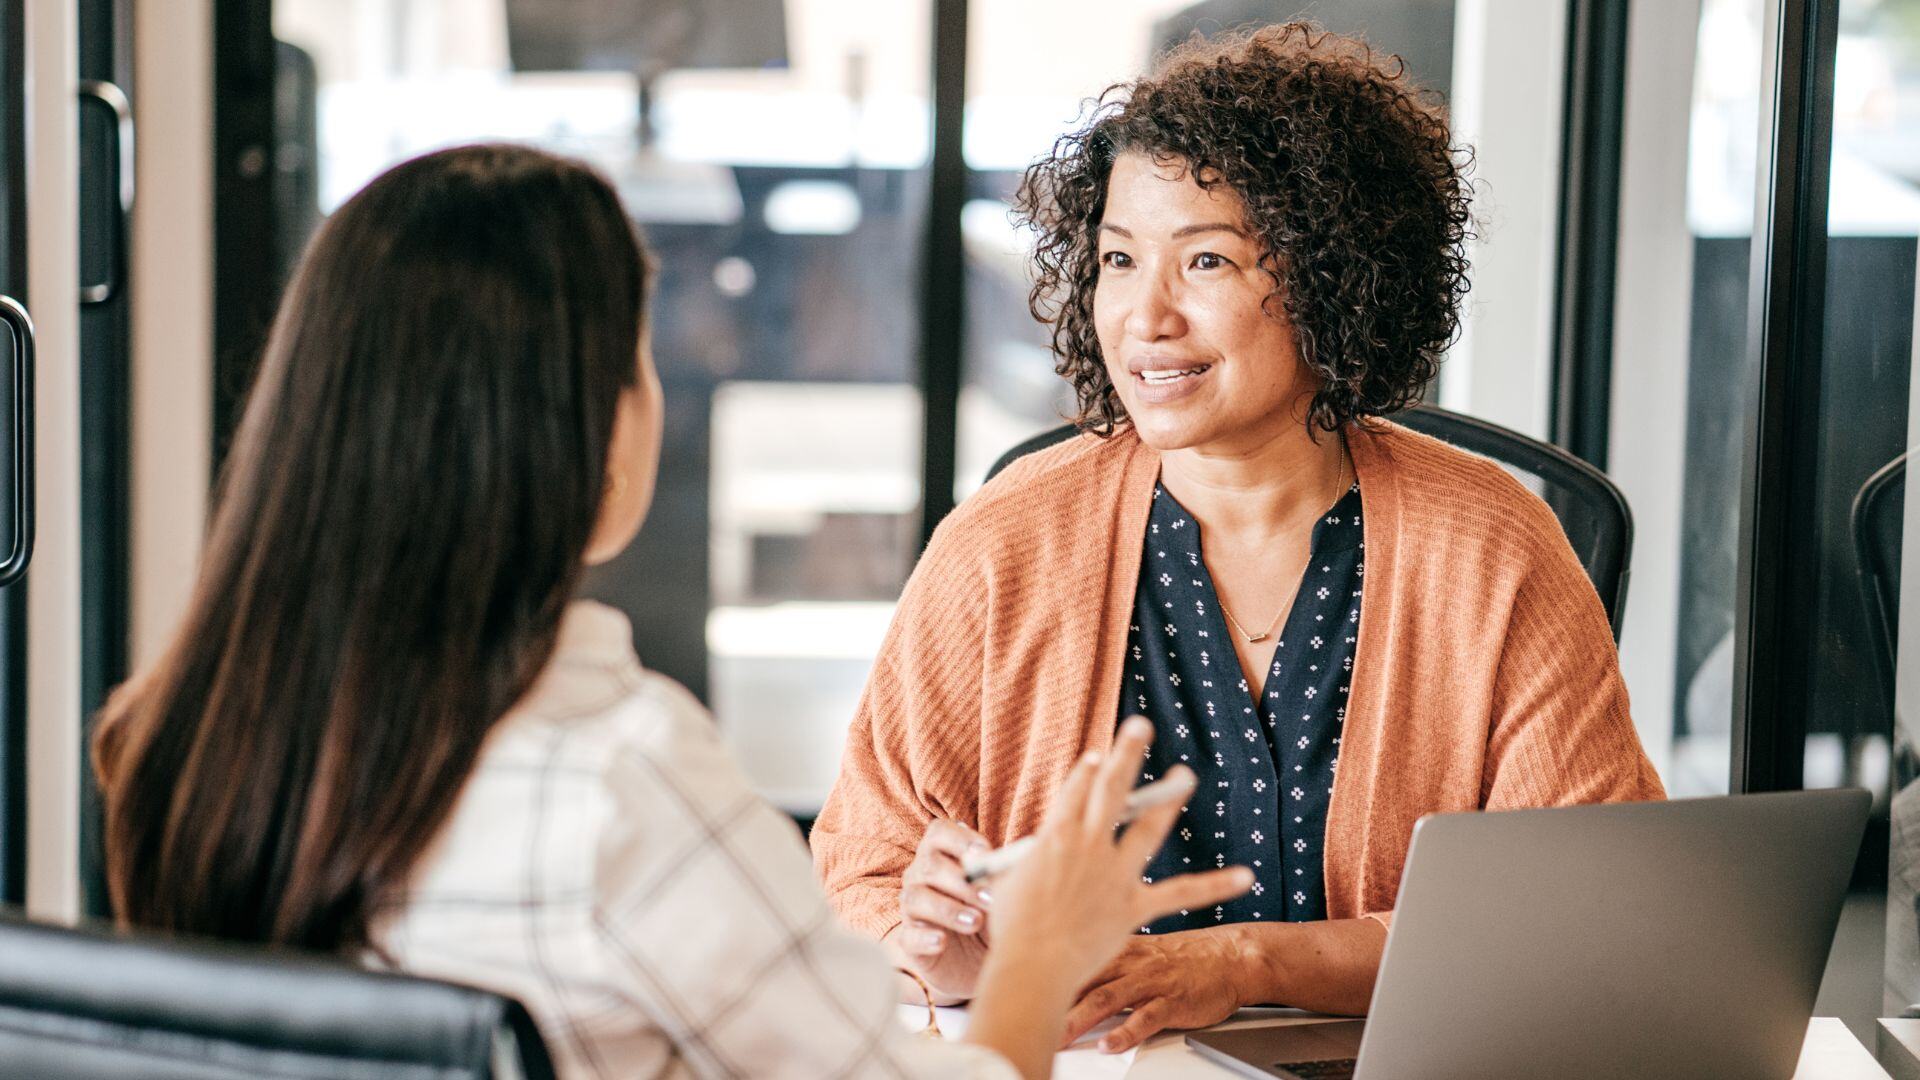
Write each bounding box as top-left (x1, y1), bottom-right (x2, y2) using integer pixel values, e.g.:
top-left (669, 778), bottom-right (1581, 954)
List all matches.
top-left (583, 348), bottom-right (663, 566)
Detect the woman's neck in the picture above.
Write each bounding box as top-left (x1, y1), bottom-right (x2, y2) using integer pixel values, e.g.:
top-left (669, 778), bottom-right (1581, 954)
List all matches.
top-left (1157, 422), bottom-right (1347, 546)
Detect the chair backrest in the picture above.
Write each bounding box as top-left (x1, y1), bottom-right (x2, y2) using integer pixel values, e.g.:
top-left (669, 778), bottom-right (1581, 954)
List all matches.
top-left (984, 405), bottom-right (1634, 638)
top-left (1853, 451), bottom-right (1905, 728)
top-left (0, 913), bottom-right (554, 1080)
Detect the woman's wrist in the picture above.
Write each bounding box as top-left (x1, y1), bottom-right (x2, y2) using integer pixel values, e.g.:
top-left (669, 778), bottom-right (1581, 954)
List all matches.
top-left (967, 945), bottom-right (1082, 1080)
top-left (974, 931), bottom-right (1080, 1012)
top-left (1219, 921), bottom-right (1291, 1007)
top-left (1230, 918), bottom-right (1387, 1015)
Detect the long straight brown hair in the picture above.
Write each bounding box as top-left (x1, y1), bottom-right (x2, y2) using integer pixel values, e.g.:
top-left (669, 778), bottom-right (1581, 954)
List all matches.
top-left (94, 144), bottom-right (651, 953)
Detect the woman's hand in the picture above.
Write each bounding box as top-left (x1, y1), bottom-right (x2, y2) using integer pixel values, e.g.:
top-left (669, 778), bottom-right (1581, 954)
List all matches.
top-left (1060, 928), bottom-right (1248, 1052)
top-left (889, 818), bottom-right (995, 1002)
top-left (1063, 917), bottom-right (1390, 1053)
top-left (962, 718), bottom-right (1253, 1079)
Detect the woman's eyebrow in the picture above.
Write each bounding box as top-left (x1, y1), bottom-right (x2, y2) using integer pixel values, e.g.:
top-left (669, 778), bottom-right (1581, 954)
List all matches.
top-left (1097, 222), bottom-right (1248, 240)
top-left (1171, 222), bottom-right (1248, 239)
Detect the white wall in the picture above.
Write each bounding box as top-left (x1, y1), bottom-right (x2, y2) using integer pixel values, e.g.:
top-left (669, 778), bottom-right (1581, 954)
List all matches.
top-left (130, 0), bottom-right (212, 672)
top-left (24, 0), bottom-right (80, 921)
top-left (1440, 0), bottom-right (1567, 441)
top-left (1609, 0), bottom-right (1705, 784)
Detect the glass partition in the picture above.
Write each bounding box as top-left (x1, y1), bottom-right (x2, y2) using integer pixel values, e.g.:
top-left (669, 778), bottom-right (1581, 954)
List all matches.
top-left (1608, 0), bottom-right (1772, 797)
top-left (272, 0), bottom-right (932, 815)
top-left (1823, 0), bottom-right (1920, 1025)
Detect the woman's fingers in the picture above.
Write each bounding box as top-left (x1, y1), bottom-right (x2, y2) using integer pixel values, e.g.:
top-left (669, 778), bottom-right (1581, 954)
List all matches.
top-left (902, 881), bottom-right (987, 935)
top-left (1061, 976), bottom-right (1145, 1047)
top-left (1043, 747), bottom-right (1103, 831)
top-left (1096, 999), bottom-right (1172, 1054)
top-left (1088, 717), bottom-right (1155, 831)
top-left (921, 818), bottom-right (990, 860)
top-left (1134, 867), bottom-right (1255, 926)
top-left (901, 819), bottom-right (992, 926)
top-left (897, 918), bottom-right (950, 959)
top-left (1117, 764), bottom-right (1194, 865)
top-left (915, 854), bottom-right (994, 911)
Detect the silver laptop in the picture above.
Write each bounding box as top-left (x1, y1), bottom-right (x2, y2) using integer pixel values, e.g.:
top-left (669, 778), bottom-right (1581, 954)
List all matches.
top-left (1187, 789), bottom-right (1870, 1080)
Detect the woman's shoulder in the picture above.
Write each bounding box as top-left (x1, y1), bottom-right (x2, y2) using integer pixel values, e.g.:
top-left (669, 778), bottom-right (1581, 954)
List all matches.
top-left (495, 635), bottom-right (737, 793)
top-left (564, 667), bottom-right (736, 782)
top-left (1360, 418), bottom-right (1571, 563)
top-left (922, 425), bottom-right (1140, 567)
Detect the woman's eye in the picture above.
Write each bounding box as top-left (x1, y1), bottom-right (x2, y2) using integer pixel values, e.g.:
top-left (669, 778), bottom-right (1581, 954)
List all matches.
top-left (1192, 252), bottom-right (1228, 271)
top-left (1100, 250), bottom-right (1133, 269)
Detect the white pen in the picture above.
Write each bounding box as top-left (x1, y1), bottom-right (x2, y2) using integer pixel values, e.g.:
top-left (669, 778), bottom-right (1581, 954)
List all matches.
top-left (961, 768), bottom-right (1198, 883)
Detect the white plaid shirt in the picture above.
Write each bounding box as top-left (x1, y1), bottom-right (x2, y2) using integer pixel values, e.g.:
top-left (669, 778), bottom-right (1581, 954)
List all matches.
top-left (375, 601), bottom-right (1013, 1080)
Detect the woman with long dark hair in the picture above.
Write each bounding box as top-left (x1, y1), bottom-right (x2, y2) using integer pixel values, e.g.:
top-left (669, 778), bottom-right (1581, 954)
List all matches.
top-left (93, 143), bottom-right (1248, 1079)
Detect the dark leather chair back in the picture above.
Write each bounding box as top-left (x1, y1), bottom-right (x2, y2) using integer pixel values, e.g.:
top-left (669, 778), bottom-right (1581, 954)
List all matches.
top-left (985, 404), bottom-right (1635, 638)
top-left (0, 913), bottom-right (554, 1079)
top-left (1854, 452), bottom-right (1906, 735)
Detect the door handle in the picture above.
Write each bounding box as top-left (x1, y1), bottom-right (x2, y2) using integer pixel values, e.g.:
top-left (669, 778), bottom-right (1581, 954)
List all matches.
top-left (0, 297), bottom-right (34, 587)
top-left (78, 80), bottom-right (132, 307)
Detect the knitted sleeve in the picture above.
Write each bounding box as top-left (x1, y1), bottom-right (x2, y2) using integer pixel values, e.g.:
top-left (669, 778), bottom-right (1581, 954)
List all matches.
top-left (811, 517), bottom-right (992, 943)
top-left (1480, 504), bottom-right (1667, 811)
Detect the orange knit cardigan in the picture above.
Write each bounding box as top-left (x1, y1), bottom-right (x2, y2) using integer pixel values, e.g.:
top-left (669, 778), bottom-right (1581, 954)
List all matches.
top-left (812, 420), bottom-right (1665, 940)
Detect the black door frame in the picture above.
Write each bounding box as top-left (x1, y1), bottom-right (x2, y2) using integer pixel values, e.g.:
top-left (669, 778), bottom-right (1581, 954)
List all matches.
top-left (211, 0), bottom-right (280, 471)
top-left (0, 0), bottom-right (25, 909)
top-left (1731, 0), bottom-right (1842, 794)
top-left (917, 0), bottom-right (967, 548)
top-left (1550, 0), bottom-right (1630, 470)
top-left (77, 0), bottom-right (136, 918)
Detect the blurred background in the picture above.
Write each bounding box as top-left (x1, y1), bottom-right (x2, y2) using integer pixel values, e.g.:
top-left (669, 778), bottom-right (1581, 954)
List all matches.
top-left (241, 0), bottom-right (1478, 815)
top-left (223, 0), bottom-right (1920, 815)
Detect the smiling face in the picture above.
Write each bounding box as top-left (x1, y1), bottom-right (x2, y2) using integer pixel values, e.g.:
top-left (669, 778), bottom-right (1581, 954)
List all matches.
top-left (1092, 151), bottom-right (1318, 455)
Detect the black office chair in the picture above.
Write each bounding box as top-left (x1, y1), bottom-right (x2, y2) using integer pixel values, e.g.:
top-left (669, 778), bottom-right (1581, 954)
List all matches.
top-left (985, 404), bottom-right (1635, 638)
top-left (1854, 453), bottom-right (1906, 772)
top-left (0, 913), bottom-right (554, 1079)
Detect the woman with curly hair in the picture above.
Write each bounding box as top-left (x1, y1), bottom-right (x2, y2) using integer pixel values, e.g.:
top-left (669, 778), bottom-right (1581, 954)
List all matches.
top-left (812, 23), bottom-right (1663, 1053)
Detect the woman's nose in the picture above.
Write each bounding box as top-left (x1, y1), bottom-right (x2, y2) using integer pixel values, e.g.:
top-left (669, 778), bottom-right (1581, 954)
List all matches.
top-left (1123, 274), bottom-right (1186, 342)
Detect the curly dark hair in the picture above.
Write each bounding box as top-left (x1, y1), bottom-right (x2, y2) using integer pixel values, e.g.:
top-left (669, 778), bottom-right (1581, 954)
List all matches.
top-left (1014, 23), bottom-right (1473, 435)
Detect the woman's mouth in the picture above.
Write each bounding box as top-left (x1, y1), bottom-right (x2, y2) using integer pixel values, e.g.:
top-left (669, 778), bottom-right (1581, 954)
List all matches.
top-left (1131, 363), bottom-right (1214, 404)
top-left (1138, 364), bottom-right (1212, 385)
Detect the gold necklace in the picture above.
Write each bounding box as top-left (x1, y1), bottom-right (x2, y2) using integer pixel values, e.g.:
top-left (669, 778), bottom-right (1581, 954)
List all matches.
top-left (1218, 441), bottom-right (1351, 645)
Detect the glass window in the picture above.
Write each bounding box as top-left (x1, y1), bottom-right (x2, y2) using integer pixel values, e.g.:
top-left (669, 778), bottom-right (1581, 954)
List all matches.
top-left (272, 0), bottom-right (932, 816)
top-left (1823, 0), bottom-right (1920, 1022)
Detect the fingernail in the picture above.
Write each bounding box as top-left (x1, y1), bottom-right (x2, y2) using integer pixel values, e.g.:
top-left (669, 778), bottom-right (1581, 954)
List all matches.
top-left (1099, 1036), bottom-right (1121, 1053)
top-left (967, 840), bottom-right (990, 855)
top-left (918, 930), bottom-right (945, 952)
top-left (975, 887), bottom-right (994, 907)
top-left (1081, 751), bottom-right (1101, 765)
top-left (956, 908), bottom-right (979, 929)
top-left (1122, 716), bottom-right (1152, 738)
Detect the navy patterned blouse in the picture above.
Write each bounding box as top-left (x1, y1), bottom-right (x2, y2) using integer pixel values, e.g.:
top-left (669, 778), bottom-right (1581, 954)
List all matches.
top-left (1122, 479), bottom-right (1364, 934)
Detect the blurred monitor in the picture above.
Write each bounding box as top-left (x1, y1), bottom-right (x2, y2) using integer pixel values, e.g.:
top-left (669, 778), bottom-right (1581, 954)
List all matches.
top-left (507, 0), bottom-right (789, 74)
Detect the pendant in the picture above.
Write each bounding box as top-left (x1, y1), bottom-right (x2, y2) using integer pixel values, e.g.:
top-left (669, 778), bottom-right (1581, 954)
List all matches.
top-left (1245, 632), bottom-right (1268, 643)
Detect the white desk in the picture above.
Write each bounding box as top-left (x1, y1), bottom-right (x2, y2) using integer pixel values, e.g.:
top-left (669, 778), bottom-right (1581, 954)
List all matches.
top-left (1117, 1013), bottom-right (1885, 1079)
top-left (903, 1007), bottom-right (1888, 1078)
